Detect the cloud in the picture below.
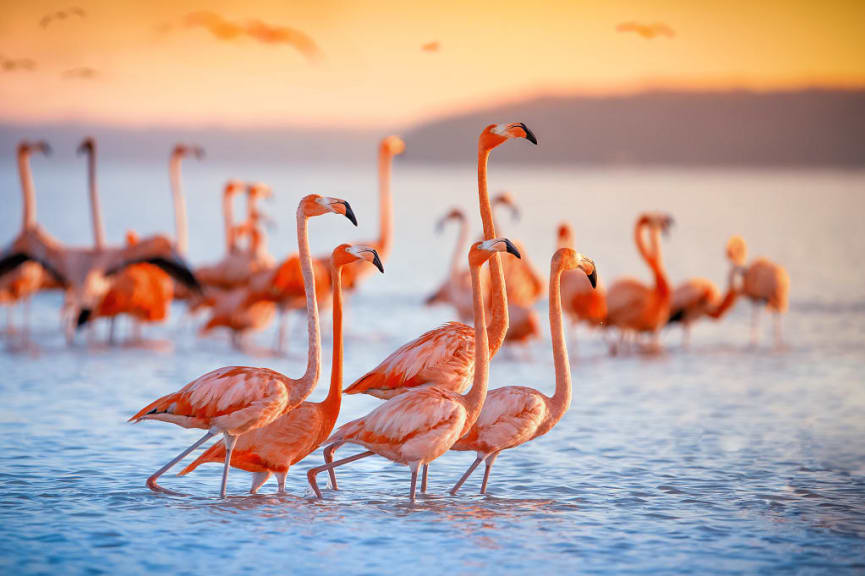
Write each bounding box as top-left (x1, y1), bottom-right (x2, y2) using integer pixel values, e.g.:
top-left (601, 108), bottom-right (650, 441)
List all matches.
top-left (421, 41), bottom-right (440, 53)
top-left (616, 22), bottom-right (675, 39)
top-left (63, 67), bottom-right (99, 80)
top-left (40, 6), bottom-right (86, 29)
top-left (1, 56), bottom-right (37, 72)
top-left (183, 11), bottom-right (322, 62)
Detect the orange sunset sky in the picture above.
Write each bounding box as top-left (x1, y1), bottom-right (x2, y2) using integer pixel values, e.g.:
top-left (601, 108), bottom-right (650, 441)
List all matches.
top-left (1, 0), bottom-right (864, 129)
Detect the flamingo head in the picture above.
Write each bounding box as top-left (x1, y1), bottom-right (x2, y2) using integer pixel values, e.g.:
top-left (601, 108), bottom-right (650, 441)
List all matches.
top-left (76, 137), bottom-right (95, 156)
top-left (555, 248), bottom-right (597, 289)
top-left (301, 194), bottom-right (357, 226)
top-left (556, 222), bottom-right (575, 249)
top-left (381, 135), bottom-right (406, 156)
top-left (492, 190), bottom-right (520, 222)
top-left (172, 144), bottom-right (205, 160)
top-left (435, 207), bottom-right (466, 232)
top-left (641, 212), bottom-right (674, 236)
top-left (332, 243), bottom-right (384, 273)
top-left (247, 182), bottom-right (273, 201)
top-left (224, 179), bottom-right (245, 196)
top-left (125, 230), bottom-right (140, 246)
top-left (469, 237), bottom-right (521, 266)
top-left (726, 235), bottom-right (747, 266)
top-left (19, 140), bottom-right (52, 156)
top-left (479, 122), bottom-right (538, 151)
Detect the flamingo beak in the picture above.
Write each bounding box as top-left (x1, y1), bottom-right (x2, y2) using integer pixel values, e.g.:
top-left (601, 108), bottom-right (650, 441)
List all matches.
top-left (587, 266), bottom-right (598, 289)
top-left (518, 122), bottom-right (538, 145)
top-left (76, 308), bottom-right (92, 329)
top-left (341, 201), bottom-right (358, 226)
top-left (503, 238), bottom-right (521, 259)
top-left (371, 250), bottom-right (384, 273)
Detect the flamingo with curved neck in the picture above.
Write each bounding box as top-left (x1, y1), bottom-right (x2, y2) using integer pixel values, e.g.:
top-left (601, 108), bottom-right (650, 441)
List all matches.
top-left (177, 244), bottom-right (384, 493)
top-left (129, 194), bottom-right (357, 497)
top-left (557, 222), bottom-right (607, 333)
top-left (732, 236), bottom-right (789, 347)
top-left (450, 247), bottom-right (597, 495)
top-left (308, 238), bottom-right (521, 501)
top-left (424, 207), bottom-right (475, 312)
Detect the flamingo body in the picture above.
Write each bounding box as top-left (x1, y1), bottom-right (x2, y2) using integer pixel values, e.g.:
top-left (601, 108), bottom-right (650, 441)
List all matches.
top-left (743, 258), bottom-right (789, 312)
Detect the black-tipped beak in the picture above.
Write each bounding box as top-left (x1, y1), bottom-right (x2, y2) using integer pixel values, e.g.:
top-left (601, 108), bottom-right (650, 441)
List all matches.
top-left (39, 142), bottom-right (52, 156)
top-left (371, 250), bottom-right (384, 273)
top-left (342, 201), bottom-right (358, 226)
top-left (588, 267), bottom-right (598, 289)
top-left (503, 239), bottom-right (521, 259)
top-left (520, 123), bottom-right (538, 145)
top-left (76, 308), bottom-right (92, 329)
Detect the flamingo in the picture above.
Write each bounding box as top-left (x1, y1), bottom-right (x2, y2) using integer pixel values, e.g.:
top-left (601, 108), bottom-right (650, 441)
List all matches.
top-left (729, 235), bottom-right (790, 346)
top-left (557, 222), bottom-right (607, 335)
top-left (604, 213), bottom-right (674, 353)
top-left (450, 247), bottom-right (597, 495)
top-left (129, 194), bottom-right (357, 497)
top-left (191, 180), bottom-right (247, 292)
top-left (667, 235), bottom-right (745, 347)
top-left (308, 238), bottom-right (521, 501)
top-left (177, 243), bottom-right (384, 493)
top-left (424, 207), bottom-right (483, 318)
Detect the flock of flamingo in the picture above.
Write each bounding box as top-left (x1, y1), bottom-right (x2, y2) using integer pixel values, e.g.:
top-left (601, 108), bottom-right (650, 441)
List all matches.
top-left (0, 123), bottom-right (789, 500)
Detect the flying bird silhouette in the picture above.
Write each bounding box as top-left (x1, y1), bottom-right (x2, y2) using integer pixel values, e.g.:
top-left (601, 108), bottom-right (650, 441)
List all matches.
top-left (40, 6), bottom-right (86, 28)
top-left (616, 21), bottom-right (675, 39)
top-left (421, 41), bottom-right (440, 52)
top-left (1, 56), bottom-right (36, 72)
top-left (62, 67), bottom-right (98, 79)
top-left (184, 11), bottom-right (322, 61)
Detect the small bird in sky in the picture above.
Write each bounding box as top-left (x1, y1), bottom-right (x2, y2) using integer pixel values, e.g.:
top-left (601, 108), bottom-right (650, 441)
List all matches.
top-left (616, 21), bottom-right (675, 39)
top-left (40, 6), bottom-right (86, 28)
top-left (421, 41), bottom-right (441, 52)
top-left (1, 56), bottom-right (37, 72)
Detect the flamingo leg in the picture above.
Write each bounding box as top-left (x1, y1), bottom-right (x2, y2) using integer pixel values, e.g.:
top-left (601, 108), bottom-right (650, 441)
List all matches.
top-left (420, 464), bottom-right (429, 494)
top-left (409, 464), bottom-right (419, 502)
top-left (774, 312), bottom-right (783, 348)
top-left (276, 471), bottom-right (287, 494)
top-left (449, 456), bottom-right (483, 495)
top-left (751, 304), bottom-right (760, 346)
top-left (683, 323), bottom-right (691, 349)
top-left (219, 433), bottom-right (238, 498)
top-left (274, 308), bottom-right (289, 355)
top-left (250, 471), bottom-right (270, 494)
top-left (479, 452), bottom-right (499, 494)
top-left (147, 430), bottom-right (216, 495)
top-left (323, 442), bottom-right (341, 490)
top-left (108, 317), bottom-right (117, 345)
top-left (307, 449), bottom-right (375, 498)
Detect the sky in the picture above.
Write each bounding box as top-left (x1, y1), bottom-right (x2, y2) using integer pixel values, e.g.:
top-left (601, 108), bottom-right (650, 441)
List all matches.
top-left (1, 0), bottom-right (864, 129)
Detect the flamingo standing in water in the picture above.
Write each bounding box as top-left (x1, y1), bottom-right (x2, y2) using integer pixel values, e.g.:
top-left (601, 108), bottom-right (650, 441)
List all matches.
top-left (129, 194), bottom-right (357, 497)
top-left (338, 122), bottom-right (536, 492)
top-left (729, 235), bottom-right (789, 346)
top-left (178, 243), bottom-right (384, 493)
top-left (450, 247), bottom-right (597, 494)
top-left (308, 238), bottom-right (521, 501)
top-left (424, 207), bottom-right (478, 316)
top-left (667, 235), bottom-right (745, 347)
top-left (604, 213), bottom-right (674, 353)
top-left (557, 222), bottom-right (607, 335)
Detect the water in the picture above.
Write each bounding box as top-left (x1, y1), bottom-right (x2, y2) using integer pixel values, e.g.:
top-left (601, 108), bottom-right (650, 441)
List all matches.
top-left (1, 159), bottom-right (864, 574)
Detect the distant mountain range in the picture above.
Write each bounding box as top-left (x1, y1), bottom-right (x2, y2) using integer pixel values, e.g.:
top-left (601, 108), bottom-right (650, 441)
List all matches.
top-left (2, 89), bottom-right (863, 167)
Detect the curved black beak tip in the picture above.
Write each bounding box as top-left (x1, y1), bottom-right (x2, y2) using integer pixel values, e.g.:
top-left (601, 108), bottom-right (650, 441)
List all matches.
top-left (504, 239), bottom-right (521, 259)
top-left (41, 142), bottom-right (53, 156)
top-left (342, 202), bottom-right (358, 227)
top-left (520, 123), bottom-right (538, 145)
top-left (76, 308), bottom-right (92, 329)
top-left (372, 251), bottom-right (384, 273)
top-left (588, 267), bottom-right (598, 289)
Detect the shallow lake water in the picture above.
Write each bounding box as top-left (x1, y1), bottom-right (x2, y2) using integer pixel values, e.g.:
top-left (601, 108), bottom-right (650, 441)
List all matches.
top-left (1, 160), bottom-right (864, 574)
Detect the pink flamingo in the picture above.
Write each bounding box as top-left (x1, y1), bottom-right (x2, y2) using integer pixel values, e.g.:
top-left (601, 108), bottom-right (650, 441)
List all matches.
top-left (557, 222), bottom-right (607, 338)
top-left (129, 194), bottom-right (356, 497)
top-left (731, 236), bottom-right (790, 346)
top-left (177, 243), bottom-right (383, 493)
top-left (307, 238), bottom-right (521, 501)
top-left (450, 247), bottom-right (596, 494)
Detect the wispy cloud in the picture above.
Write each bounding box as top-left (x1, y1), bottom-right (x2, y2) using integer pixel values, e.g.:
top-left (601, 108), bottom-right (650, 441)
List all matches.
top-left (183, 11), bottom-right (322, 62)
top-left (62, 66), bottom-right (99, 80)
top-left (1, 56), bottom-right (37, 72)
top-left (616, 22), bottom-right (675, 39)
top-left (40, 6), bottom-right (86, 29)
top-left (421, 41), bottom-right (440, 53)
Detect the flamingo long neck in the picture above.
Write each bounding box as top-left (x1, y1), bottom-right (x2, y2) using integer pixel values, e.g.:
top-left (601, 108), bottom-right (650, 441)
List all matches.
top-left (297, 207), bottom-right (321, 391)
top-left (463, 262), bottom-right (490, 430)
top-left (477, 146), bottom-right (508, 356)
top-left (547, 258), bottom-right (572, 421)
top-left (635, 219), bottom-right (669, 299)
top-left (377, 147), bottom-right (393, 260)
top-left (18, 148), bottom-right (36, 231)
top-left (449, 214), bottom-right (469, 280)
top-left (85, 145), bottom-right (105, 251)
top-left (321, 262), bottom-right (344, 412)
top-left (709, 265), bottom-right (741, 319)
top-left (169, 152), bottom-right (189, 255)
top-left (223, 189), bottom-right (236, 253)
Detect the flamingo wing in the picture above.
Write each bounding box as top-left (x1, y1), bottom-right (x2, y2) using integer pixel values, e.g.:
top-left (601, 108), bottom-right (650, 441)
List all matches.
top-left (344, 322), bottom-right (475, 398)
top-left (455, 387), bottom-right (547, 452)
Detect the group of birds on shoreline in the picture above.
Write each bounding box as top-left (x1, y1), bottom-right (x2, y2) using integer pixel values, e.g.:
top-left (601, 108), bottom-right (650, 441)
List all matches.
top-left (1, 122), bottom-right (789, 500)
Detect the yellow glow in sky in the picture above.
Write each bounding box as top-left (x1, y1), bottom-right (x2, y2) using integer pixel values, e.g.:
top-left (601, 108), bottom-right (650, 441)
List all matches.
top-left (1, 0), bottom-right (864, 128)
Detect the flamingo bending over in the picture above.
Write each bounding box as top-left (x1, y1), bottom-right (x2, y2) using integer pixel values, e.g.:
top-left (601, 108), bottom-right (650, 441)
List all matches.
top-left (308, 238), bottom-right (521, 501)
top-left (129, 195), bottom-right (356, 497)
top-left (667, 235), bottom-right (745, 347)
top-left (604, 213), bottom-right (673, 353)
top-left (178, 244), bottom-right (383, 493)
top-left (730, 235), bottom-right (789, 346)
top-left (557, 222), bottom-right (607, 334)
top-left (450, 247), bottom-right (596, 494)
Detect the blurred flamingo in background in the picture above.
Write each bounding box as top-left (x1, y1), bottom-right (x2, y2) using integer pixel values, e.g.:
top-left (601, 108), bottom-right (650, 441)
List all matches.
top-left (338, 122), bottom-right (536, 491)
top-left (731, 235), bottom-right (790, 347)
top-left (129, 194), bottom-right (357, 497)
top-left (424, 206), bottom-right (484, 318)
top-left (178, 244), bottom-right (383, 494)
top-left (557, 222), bottom-right (607, 341)
top-left (192, 180), bottom-right (249, 292)
top-left (450, 247), bottom-right (596, 495)
top-left (604, 213), bottom-right (674, 353)
top-left (667, 235), bottom-right (746, 347)
top-left (308, 238), bottom-right (521, 501)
